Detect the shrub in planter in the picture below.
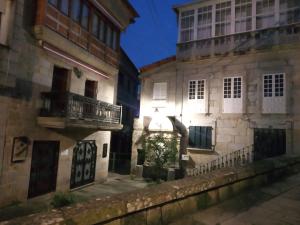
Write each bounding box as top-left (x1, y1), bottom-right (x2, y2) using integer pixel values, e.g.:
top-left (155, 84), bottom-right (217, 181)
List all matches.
top-left (141, 133), bottom-right (178, 181)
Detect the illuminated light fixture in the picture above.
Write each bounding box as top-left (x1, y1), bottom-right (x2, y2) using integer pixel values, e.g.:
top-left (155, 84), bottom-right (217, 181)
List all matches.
top-left (42, 43), bottom-right (110, 79)
top-left (149, 108), bottom-right (173, 132)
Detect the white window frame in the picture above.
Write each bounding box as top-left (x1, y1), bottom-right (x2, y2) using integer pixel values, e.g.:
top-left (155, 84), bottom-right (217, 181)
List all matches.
top-left (235, 0), bottom-right (252, 33)
top-left (256, 0), bottom-right (276, 29)
top-left (215, 1), bottom-right (232, 36)
top-left (262, 73), bottom-right (286, 114)
top-left (188, 80), bottom-right (206, 113)
top-left (223, 76), bottom-right (243, 113)
top-left (180, 9), bottom-right (195, 42)
top-left (197, 6), bottom-right (213, 40)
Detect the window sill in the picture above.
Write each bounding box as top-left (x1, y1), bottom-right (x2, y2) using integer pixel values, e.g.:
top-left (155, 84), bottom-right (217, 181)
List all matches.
top-left (187, 147), bottom-right (216, 155)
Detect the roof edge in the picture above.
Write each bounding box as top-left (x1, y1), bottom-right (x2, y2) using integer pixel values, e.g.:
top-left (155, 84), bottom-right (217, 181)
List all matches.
top-left (140, 56), bottom-right (176, 74)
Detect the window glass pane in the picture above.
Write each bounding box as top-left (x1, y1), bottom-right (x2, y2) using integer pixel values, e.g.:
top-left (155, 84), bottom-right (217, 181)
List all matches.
top-left (215, 1), bottom-right (231, 36)
top-left (48, 0), bottom-right (58, 7)
top-left (188, 81), bottom-right (196, 99)
top-left (264, 75), bottom-right (273, 97)
top-left (256, 0), bottom-right (275, 29)
top-left (100, 21), bottom-right (106, 42)
top-left (235, 0), bottom-right (252, 32)
top-left (60, 0), bottom-right (69, 15)
top-left (197, 6), bottom-right (212, 39)
top-left (275, 74), bottom-right (284, 97)
top-left (92, 13), bottom-right (99, 38)
top-left (112, 30), bottom-right (117, 50)
top-left (81, 3), bottom-right (89, 29)
top-left (180, 10), bottom-right (194, 42)
top-left (234, 77), bottom-right (242, 98)
top-left (279, 0), bottom-right (300, 25)
top-left (106, 26), bottom-right (112, 46)
top-left (71, 0), bottom-right (80, 22)
top-left (224, 78), bottom-right (232, 98)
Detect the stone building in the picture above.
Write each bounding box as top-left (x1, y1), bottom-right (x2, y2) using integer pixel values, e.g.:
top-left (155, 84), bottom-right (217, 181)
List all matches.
top-left (131, 0), bottom-right (300, 172)
top-left (0, 0), bottom-right (138, 206)
top-left (109, 49), bottom-right (139, 174)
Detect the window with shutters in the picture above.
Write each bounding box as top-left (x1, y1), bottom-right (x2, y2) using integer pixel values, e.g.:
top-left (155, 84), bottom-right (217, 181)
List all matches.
top-left (262, 73), bottom-right (286, 113)
top-left (153, 82), bottom-right (167, 100)
top-left (223, 77), bottom-right (243, 113)
top-left (188, 126), bottom-right (212, 149)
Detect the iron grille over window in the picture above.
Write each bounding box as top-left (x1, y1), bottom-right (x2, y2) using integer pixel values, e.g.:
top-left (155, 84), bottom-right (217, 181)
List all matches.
top-left (189, 126), bottom-right (212, 149)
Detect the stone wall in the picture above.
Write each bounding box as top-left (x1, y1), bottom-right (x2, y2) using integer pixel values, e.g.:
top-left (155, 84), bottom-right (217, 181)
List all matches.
top-left (134, 44), bottom-right (300, 167)
top-left (3, 155), bottom-right (300, 225)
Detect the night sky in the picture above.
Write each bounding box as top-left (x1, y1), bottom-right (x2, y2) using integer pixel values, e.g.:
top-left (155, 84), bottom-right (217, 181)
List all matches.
top-left (121, 0), bottom-right (189, 69)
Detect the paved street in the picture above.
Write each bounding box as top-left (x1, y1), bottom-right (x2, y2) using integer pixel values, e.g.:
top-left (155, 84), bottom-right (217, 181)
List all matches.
top-left (0, 173), bottom-right (153, 222)
top-left (169, 173), bottom-right (300, 225)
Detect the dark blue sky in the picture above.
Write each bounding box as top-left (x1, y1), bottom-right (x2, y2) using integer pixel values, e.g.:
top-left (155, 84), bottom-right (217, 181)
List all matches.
top-left (121, 0), bottom-right (189, 69)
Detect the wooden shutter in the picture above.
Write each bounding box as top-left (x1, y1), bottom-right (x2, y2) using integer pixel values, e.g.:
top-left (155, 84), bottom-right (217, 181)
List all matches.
top-left (188, 126), bottom-right (212, 149)
top-left (153, 82), bottom-right (167, 100)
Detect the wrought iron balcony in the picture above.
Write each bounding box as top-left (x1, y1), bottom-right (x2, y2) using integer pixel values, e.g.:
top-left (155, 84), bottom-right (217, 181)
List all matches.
top-left (38, 92), bottom-right (123, 130)
top-left (177, 23), bottom-right (300, 61)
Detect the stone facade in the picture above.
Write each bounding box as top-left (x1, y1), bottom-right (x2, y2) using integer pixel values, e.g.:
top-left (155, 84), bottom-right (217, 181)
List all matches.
top-left (0, 0), bottom-right (137, 206)
top-left (131, 1), bottom-right (300, 171)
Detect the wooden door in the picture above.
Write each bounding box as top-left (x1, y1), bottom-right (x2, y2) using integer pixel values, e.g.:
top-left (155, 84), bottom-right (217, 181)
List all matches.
top-left (70, 141), bottom-right (97, 189)
top-left (28, 141), bottom-right (59, 198)
top-left (254, 129), bottom-right (286, 161)
top-left (51, 66), bottom-right (69, 92)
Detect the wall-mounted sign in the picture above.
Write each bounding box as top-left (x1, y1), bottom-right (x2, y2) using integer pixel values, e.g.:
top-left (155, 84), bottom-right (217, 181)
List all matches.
top-left (11, 136), bottom-right (30, 163)
top-left (181, 154), bottom-right (189, 161)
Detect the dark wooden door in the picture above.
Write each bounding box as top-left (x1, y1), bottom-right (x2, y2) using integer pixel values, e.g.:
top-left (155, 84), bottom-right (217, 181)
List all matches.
top-left (70, 141), bottom-right (97, 189)
top-left (254, 129), bottom-right (286, 161)
top-left (51, 66), bottom-right (69, 92)
top-left (84, 80), bottom-right (97, 99)
top-left (83, 80), bottom-right (98, 118)
top-left (28, 141), bottom-right (59, 198)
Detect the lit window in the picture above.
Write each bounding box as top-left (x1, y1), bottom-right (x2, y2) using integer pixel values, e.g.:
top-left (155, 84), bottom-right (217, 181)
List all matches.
top-left (215, 1), bottom-right (231, 36)
top-left (189, 80), bottom-right (205, 100)
top-left (235, 0), bottom-right (252, 32)
top-left (256, 0), bottom-right (275, 29)
top-left (180, 10), bottom-right (195, 42)
top-left (279, 0), bottom-right (300, 25)
top-left (153, 82), bottom-right (167, 100)
top-left (197, 6), bottom-right (212, 39)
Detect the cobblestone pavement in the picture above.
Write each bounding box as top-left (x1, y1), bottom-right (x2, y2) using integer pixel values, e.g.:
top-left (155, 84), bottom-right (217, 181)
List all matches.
top-left (0, 173), bottom-right (153, 222)
top-left (169, 173), bottom-right (300, 225)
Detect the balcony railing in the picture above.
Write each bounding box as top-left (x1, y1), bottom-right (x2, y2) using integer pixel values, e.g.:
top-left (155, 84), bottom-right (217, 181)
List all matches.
top-left (177, 23), bottom-right (300, 60)
top-left (40, 92), bottom-right (122, 126)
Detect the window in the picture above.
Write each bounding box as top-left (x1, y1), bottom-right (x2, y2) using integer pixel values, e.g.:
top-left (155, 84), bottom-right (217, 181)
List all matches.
top-left (92, 13), bottom-right (100, 38)
top-left (48, 0), bottom-right (69, 15)
top-left (153, 82), bottom-right (167, 100)
top-left (223, 77), bottom-right (243, 113)
top-left (188, 80), bottom-right (205, 100)
top-left (224, 77), bottom-right (242, 99)
top-left (71, 0), bottom-right (80, 22)
top-left (81, 3), bottom-right (89, 29)
top-left (197, 6), bottom-right (212, 39)
top-left (180, 10), bottom-right (195, 42)
top-left (235, 0), bottom-right (252, 32)
top-left (262, 74), bottom-right (286, 113)
top-left (256, 0), bottom-right (275, 29)
top-left (189, 126), bottom-right (212, 149)
top-left (279, 0), bottom-right (300, 25)
top-left (215, 1), bottom-right (231, 36)
top-left (263, 74), bottom-right (285, 97)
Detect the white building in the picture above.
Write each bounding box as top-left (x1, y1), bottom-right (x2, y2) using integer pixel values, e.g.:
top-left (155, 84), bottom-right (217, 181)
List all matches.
top-left (131, 0), bottom-right (300, 172)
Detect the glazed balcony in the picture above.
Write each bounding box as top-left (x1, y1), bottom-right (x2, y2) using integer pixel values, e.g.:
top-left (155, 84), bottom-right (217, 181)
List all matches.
top-left (37, 92), bottom-right (123, 130)
top-left (177, 23), bottom-right (300, 61)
